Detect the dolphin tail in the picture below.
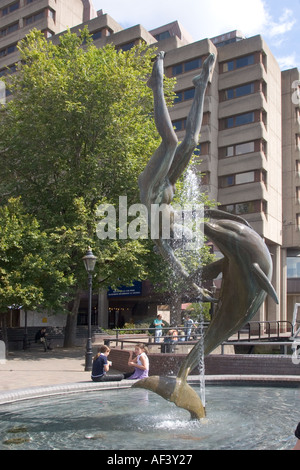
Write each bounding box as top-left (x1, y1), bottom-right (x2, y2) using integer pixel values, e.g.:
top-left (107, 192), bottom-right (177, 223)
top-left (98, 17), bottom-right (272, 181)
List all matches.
top-left (132, 376), bottom-right (205, 420)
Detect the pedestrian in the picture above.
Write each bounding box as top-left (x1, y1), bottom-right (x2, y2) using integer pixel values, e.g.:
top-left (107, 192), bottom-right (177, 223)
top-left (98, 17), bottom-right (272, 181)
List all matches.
top-left (153, 314), bottom-right (165, 343)
top-left (124, 343), bottom-right (149, 380)
top-left (184, 315), bottom-right (194, 341)
top-left (35, 327), bottom-right (51, 351)
top-left (91, 345), bottom-right (124, 382)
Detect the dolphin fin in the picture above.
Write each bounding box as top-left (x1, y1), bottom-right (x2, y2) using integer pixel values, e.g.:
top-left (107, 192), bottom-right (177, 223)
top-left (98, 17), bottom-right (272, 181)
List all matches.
top-left (252, 263), bottom-right (279, 304)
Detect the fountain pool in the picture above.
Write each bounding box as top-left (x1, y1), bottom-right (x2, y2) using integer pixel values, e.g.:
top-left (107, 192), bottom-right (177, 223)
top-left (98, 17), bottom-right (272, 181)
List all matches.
top-left (0, 384), bottom-right (299, 450)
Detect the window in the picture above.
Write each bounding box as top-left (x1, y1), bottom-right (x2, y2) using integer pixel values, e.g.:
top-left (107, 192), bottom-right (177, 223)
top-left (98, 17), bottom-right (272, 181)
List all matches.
top-left (287, 257), bottom-right (300, 278)
top-left (25, 10), bottom-right (45, 25)
top-left (184, 58), bottom-right (202, 72)
top-left (235, 112), bottom-right (254, 126)
top-left (175, 88), bottom-right (195, 103)
top-left (0, 44), bottom-right (17, 57)
top-left (235, 171), bottom-right (255, 185)
top-left (219, 170), bottom-right (256, 188)
top-left (48, 8), bottom-right (55, 21)
top-left (154, 31), bottom-right (171, 41)
top-left (1, 2), bottom-right (20, 16)
top-left (236, 141), bottom-right (255, 155)
top-left (236, 55), bottom-right (254, 68)
top-left (92, 30), bottom-right (102, 41)
top-left (173, 112), bottom-right (209, 132)
top-left (220, 200), bottom-right (263, 215)
top-left (172, 118), bottom-right (186, 132)
top-left (0, 22), bottom-right (19, 38)
top-left (171, 57), bottom-right (202, 76)
top-left (119, 42), bottom-right (135, 51)
top-left (223, 112), bottom-right (254, 129)
top-left (193, 142), bottom-right (209, 156)
top-left (222, 54), bottom-right (255, 73)
top-left (223, 60), bottom-right (234, 72)
top-left (43, 29), bottom-right (54, 38)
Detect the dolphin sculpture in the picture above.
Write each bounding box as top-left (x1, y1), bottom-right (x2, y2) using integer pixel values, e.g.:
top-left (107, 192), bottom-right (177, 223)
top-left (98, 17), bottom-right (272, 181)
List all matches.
top-left (133, 210), bottom-right (279, 419)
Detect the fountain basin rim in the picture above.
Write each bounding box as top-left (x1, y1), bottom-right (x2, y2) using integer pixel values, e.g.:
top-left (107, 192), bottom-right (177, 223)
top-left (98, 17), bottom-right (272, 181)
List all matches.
top-left (0, 374), bottom-right (299, 406)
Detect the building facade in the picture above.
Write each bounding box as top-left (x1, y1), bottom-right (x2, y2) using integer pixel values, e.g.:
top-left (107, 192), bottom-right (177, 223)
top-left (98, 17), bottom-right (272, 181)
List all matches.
top-left (1, 0), bottom-right (299, 330)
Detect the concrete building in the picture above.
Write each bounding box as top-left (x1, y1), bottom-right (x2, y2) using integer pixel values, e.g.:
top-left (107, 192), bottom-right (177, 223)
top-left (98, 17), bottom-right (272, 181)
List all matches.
top-left (1, 0), bottom-right (299, 332)
top-left (0, 0), bottom-right (97, 76)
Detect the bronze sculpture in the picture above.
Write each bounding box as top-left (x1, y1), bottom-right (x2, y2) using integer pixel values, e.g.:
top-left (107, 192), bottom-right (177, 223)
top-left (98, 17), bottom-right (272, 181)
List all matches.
top-left (133, 51), bottom-right (279, 419)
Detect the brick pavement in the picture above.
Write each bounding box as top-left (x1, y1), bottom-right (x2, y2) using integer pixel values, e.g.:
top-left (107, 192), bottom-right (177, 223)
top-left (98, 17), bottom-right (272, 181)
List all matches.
top-left (0, 347), bottom-right (100, 392)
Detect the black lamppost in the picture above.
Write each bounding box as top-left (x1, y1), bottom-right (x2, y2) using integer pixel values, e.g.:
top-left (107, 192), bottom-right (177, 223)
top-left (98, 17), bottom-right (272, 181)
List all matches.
top-left (82, 247), bottom-right (97, 371)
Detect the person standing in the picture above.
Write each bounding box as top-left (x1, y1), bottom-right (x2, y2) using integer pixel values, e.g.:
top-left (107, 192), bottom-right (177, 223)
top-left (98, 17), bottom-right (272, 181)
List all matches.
top-left (184, 315), bottom-right (194, 341)
top-left (153, 314), bottom-right (165, 343)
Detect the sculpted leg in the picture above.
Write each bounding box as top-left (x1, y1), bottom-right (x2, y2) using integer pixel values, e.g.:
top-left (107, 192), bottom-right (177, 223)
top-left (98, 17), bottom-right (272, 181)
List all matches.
top-left (168, 53), bottom-right (215, 185)
top-left (139, 52), bottom-right (178, 205)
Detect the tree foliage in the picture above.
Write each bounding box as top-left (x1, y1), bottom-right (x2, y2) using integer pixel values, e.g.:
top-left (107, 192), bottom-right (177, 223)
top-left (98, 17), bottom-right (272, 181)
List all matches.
top-left (0, 198), bottom-right (73, 312)
top-left (0, 28), bottom-right (169, 296)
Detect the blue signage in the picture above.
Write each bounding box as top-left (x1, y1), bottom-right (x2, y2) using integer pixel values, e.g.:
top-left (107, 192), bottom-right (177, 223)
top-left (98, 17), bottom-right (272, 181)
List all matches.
top-left (107, 281), bottom-right (142, 297)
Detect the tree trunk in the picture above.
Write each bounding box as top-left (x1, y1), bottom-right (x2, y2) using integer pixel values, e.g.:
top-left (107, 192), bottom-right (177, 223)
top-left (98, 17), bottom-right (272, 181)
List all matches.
top-left (63, 290), bottom-right (82, 348)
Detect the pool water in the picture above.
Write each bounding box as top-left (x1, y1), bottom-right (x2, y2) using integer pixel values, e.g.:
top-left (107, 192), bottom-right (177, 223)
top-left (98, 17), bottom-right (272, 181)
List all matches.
top-left (0, 385), bottom-right (299, 450)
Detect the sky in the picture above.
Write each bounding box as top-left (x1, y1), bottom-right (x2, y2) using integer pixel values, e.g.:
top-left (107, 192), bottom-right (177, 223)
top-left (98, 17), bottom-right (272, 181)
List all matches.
top-left (91, 0), bottom-right (300, 70)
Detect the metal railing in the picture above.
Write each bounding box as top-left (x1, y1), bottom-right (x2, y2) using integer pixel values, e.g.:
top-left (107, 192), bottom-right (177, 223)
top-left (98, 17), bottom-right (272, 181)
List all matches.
top-left (236, 321), bottom-right (297, 341)
top-left (102, 320), bottom-right (299, 349)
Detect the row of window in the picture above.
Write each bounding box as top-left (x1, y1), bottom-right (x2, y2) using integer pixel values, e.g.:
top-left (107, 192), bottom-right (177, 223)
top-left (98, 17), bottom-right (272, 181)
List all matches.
top-left (172, 111), bottom-right (210, 132)
top-left (219, 169), bottom-right (266, 188)
top-left (0, 43), bottom-right (17, 58)
top-left (171, 139), bottom-right (266, 160)
top-left (219, 109), bottom-right (267, 130)
top-left (0, 6), bottom-right (55, 26)
top-left (168, 52), bottom-right (265, 82)
top-left (0, 21), bottom-right (19, 38)
top-left (0, 1), bottom-right (20, 17)
top-left (25, 7), bottom-right (55, 25)
top-left (0, 0), bottom-right (40, 17)
top-left (220, 200), bottom-right (267, 216)
top-left (219, 139), bottom-right (266, 159)
top-left (175, 80), bottom-right (266, 110)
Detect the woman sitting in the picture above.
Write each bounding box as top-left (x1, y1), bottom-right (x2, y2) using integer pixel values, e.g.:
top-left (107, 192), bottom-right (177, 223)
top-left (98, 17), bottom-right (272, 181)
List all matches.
top-left (91, 345), bottom-right (124, 382)
top-left (124, 343), bottom-right (149, 380)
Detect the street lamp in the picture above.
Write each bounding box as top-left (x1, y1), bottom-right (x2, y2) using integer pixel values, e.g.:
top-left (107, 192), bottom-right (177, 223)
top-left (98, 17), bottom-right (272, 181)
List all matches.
top-left (82, 247), bottom-right (97, 371)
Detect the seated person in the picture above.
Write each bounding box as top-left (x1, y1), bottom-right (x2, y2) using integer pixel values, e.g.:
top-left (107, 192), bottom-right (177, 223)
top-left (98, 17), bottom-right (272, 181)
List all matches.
top-left (164, 329), bottom-right (178, 343)
top-left (35, 328), bottom-right (51, 351)
top-left (91, 345), bottom-right (124, 382)
top-left (124, 344), bottom-right (149, 380)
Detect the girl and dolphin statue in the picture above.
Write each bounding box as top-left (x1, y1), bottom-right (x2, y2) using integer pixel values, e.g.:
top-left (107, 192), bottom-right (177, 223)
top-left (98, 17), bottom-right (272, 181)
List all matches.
top-left (133, 51), bottom-right (279, 419)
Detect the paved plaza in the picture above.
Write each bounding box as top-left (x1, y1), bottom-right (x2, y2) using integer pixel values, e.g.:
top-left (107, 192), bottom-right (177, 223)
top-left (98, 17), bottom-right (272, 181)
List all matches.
top-left (0, 347), bottom-right (99, 392)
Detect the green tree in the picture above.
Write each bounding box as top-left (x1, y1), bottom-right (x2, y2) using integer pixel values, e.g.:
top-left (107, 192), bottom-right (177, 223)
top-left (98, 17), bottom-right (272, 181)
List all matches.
top-left (0, 198), bottom-right (74, 345)
top-left (0, 28), bottom-right (174, 345)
